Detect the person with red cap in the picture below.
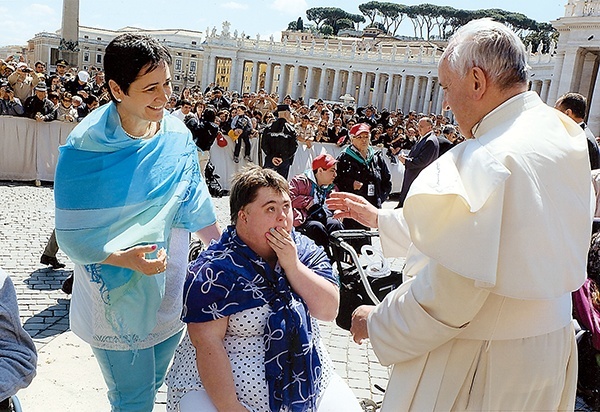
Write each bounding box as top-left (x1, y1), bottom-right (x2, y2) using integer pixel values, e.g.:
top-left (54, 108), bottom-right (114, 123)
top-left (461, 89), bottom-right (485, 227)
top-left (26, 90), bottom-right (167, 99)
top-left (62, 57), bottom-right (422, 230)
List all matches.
top-left (334, 123), bottom-right (391, 247)
top-left (289, 153), bottom-right (344, 256)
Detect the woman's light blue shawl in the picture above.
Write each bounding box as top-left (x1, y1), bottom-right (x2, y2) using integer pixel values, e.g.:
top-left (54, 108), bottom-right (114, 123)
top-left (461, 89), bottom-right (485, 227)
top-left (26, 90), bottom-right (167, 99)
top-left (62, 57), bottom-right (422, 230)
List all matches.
top-left (54, 102), bottom-right (216, 349)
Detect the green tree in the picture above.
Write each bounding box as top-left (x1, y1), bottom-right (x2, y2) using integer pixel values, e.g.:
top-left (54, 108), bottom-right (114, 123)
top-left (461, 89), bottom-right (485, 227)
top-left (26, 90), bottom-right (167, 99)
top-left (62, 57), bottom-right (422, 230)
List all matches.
top-left (306, 7), bottom-right (365, 35)
top-left (297, 17), bottom-right (304, 32)
top-left (358, 1), bottom-right (381, 27)
top-left (523, 22), bottom-right (558, 53)
top-left (321, 24), bottom-right (334, 36)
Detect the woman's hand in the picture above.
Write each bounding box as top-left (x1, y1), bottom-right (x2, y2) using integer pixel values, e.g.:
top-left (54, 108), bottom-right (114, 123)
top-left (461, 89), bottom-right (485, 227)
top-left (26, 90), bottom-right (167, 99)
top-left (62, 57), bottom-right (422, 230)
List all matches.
top-left (266, 227), bottom-right (298, 271)
top-left (102, 245), bottom-right (167, 275)
top-left (353, 180), bottom-right (363, 191)
top-left (272, 157), bottom-right (283, 166)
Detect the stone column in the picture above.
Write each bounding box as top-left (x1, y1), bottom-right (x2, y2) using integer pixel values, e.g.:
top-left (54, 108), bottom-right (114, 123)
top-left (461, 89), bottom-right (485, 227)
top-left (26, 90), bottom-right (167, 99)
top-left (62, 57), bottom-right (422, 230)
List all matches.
top-left (207, 56), bottom-right (217, 88)
top-left (279, 63), bottom-right (290, 99)
top-left (304, 66), bottom-right (315, 102)
top-left (547, 50), bottom-right (566, 105)
top-left (435, 83), bottom-right (444, 114)
top-left (201, 51), bottom-right (212, 88)
top-left (60, 0), bottom-right (80, 67)
top-left (384, 74), bottom-right (395, 110)
top-left (588, 75), bottom-right (600, 136)
top-left (250, 60), bottom-right (260, 93)
top-left (264, 62), bottom-right (274, 93)
top-left (422, 75), bottom-right (434, 113)
top-left (230, 56), bottom-right (243, 93)
top-left (556, 47), bottom-right (583, 100)
top-left (371, 71), bottom-right (382, 108)
top-left (409, 75), bottom-right (421, 111)
top-left (540, 79), bottom-right (551, 104)
top-left (580, 52), bottom-right (598, 96)
top-left (331, 69), bottom-right (342, 102)
top-left (347, 71), bottom-right (357, 100)
top-left (292, 63), bottom-right (301, 99)
top-left (318, 67), bottom-right (328, 101)
top-left (358, 72), bottom-right (369, 106)
top-left (397, 74), bottom-right (406, 113)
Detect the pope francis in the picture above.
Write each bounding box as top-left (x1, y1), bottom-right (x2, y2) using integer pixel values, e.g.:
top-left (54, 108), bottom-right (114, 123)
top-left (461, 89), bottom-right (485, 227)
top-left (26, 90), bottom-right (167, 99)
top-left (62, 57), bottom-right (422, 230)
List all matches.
top-left (327, 18), bottom-right (594, 411)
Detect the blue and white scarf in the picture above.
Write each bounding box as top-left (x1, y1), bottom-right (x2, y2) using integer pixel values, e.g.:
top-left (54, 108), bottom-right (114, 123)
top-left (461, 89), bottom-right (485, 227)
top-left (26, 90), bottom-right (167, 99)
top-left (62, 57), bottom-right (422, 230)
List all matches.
top-left (182, 226), bottom-right (338, 411)
top-left (54, 102), bottom-right (217, 349)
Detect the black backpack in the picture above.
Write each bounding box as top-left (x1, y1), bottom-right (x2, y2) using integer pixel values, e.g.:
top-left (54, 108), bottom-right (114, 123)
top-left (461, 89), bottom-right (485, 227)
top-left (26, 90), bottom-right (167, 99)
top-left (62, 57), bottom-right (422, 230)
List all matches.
top-left (204, 161), bottom-right (225, 198)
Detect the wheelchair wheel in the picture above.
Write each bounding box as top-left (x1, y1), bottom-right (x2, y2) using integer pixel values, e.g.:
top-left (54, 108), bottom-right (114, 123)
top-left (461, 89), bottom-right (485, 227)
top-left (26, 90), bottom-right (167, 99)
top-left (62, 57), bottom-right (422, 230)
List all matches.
top-left (188, 240), bottom-right (205, 262)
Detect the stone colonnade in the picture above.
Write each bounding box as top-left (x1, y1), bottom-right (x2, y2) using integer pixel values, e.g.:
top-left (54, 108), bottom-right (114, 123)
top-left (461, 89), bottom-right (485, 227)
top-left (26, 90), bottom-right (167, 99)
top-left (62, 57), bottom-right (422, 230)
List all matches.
top-left (201, 31), bottom-right (555, 117)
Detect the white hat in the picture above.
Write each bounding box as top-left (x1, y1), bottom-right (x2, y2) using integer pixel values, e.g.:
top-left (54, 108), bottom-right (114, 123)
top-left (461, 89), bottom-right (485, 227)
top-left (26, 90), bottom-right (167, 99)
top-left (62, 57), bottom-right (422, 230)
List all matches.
top-left (77, 70), bottom-right (90, 83)
top-left (17, 62), bottom-right (28, 69)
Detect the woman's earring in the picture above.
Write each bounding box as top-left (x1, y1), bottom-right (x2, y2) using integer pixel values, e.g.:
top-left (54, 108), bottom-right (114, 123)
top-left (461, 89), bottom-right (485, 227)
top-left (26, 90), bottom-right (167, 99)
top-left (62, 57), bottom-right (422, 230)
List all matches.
top-left (115, 98), bottom-right (122, 103)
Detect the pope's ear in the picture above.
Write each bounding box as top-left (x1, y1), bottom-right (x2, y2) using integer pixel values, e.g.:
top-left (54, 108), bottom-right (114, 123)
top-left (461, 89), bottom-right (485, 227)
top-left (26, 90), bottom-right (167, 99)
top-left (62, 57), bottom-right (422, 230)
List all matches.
top-left (470, 66), bottom-right (487, 100)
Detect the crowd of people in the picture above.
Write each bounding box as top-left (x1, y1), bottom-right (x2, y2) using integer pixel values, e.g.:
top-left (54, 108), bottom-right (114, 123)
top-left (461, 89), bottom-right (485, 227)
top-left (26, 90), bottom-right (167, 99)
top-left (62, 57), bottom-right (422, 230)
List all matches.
top-left (0, 57), bottom-right (104, 121)
top-left (162, 83), bottom-right (466, 170)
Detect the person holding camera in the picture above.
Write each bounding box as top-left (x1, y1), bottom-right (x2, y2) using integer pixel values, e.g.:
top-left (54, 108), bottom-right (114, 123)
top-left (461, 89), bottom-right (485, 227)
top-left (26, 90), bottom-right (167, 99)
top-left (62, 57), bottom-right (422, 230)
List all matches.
top-left (249, 88), bottom-right (277, 117)
top-left (0, 83), bottom-right (24, 116)
top-left (8, 62), bottom-right (40, 103)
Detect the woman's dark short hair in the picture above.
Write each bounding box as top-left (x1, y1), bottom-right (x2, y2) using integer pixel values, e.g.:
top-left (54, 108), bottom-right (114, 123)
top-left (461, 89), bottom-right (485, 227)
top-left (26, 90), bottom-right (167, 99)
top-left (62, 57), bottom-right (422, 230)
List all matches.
top-left (229, 166), bottom-right (289, 225)
top-left (104, 33), bottom-right (172, 102)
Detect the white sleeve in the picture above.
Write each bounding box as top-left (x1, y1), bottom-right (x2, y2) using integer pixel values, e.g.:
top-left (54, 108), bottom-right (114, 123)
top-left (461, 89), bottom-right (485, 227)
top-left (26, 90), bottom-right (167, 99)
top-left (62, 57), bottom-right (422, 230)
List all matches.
top-left (367, 263), bottom-right (489, 366)
top-left (378, 209), bottom-right (411, 258)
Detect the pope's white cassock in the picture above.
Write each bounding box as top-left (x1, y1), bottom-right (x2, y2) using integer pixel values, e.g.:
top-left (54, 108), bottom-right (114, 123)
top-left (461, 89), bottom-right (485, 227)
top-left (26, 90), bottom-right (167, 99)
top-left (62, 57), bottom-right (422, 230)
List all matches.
top-left (370, 91), bottom-right (593, 411)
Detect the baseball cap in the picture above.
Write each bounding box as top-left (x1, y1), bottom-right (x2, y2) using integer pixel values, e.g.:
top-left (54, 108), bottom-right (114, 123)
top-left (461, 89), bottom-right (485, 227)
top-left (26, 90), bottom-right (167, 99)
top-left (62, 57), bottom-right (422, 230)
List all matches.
top-left (55, 59), bottom-right (68, 67)
top-left (77, 70), bottom-right (90, 82)
top-left (17, 62), bottom-right (28, 70)
top-left (349, 123), bottom-right (371, 137)
top-left (312, 154), bottom-right (337, 171)
top-left (34, 83), bottom-right (48, 92)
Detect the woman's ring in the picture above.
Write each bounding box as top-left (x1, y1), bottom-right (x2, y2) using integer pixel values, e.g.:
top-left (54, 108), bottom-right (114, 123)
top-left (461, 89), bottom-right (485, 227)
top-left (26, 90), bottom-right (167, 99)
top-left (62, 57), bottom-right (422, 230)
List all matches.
top-left (156, 267), bottom-right (161, 273)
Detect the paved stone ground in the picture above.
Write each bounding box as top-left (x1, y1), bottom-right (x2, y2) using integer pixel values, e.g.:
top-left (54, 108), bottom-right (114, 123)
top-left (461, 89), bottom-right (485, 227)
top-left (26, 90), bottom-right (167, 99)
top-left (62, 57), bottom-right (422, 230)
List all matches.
top-left (0, 181), bottom-right (388, 411)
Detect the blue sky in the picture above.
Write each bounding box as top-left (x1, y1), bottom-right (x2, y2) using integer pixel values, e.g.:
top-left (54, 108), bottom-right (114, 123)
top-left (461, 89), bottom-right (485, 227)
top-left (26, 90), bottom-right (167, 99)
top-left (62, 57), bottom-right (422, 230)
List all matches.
top-left (0, 0), bottom-right (567, 47)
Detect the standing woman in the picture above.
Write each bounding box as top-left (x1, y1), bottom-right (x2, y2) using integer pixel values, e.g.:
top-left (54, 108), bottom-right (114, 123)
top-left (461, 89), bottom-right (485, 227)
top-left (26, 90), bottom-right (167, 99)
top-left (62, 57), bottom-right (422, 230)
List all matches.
top-left (54, 33), bottom-right (221, 411)
top-left (335, 123), bottom-right (391, 244)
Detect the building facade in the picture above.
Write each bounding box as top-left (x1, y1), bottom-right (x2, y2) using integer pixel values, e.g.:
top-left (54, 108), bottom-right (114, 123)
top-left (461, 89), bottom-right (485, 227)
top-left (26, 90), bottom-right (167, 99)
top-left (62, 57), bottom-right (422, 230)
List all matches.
top-left (26, 26), bottom-right (206, 94)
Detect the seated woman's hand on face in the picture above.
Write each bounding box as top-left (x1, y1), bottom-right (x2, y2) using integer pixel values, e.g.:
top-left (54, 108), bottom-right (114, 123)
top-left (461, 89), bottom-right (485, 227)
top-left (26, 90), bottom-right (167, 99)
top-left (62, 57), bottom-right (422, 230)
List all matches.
top-left (265, 226), bottom-right (299, 273)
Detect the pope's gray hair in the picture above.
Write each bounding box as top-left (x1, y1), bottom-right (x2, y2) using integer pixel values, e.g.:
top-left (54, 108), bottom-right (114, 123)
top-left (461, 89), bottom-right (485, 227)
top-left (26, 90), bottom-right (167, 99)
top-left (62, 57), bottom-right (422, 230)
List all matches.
top-left (441, 18), bottom-right (529, 89)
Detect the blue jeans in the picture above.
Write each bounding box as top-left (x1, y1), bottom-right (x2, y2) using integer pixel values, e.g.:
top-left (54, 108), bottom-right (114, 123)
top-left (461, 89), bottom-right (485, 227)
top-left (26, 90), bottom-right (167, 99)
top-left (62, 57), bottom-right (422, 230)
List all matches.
top-left (92, 330), bottom-right (183, 412)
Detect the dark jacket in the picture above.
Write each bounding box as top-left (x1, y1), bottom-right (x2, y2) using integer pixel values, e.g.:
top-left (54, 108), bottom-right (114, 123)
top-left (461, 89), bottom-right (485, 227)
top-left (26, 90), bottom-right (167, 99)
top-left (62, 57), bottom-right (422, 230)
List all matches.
top-left (397, 132), bottom-right (439, 207)
top-left (437, 135), bottom-right (454, 157)
top-left (24, 95), bottom-right (56, 121)
top-left (185, 115), bottom-right (219, 151)
top-left (261, 118), bottom-right (298, 161)
top-left (335, 145), bottom-right (392, 208)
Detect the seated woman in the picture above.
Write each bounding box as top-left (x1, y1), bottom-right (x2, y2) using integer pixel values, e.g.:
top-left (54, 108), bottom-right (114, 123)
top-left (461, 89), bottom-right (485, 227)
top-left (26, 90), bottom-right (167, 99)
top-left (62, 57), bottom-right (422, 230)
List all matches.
top-left (167, 166), bottom-right (361, 412)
